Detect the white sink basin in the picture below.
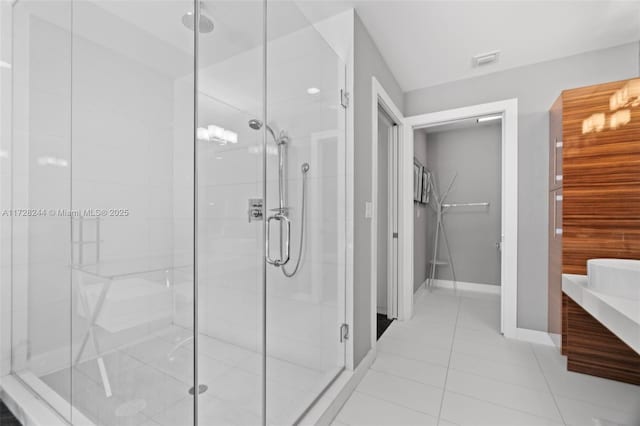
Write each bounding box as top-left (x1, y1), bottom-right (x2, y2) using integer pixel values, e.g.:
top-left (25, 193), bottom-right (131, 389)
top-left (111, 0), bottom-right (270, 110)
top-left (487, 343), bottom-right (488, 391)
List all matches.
top-left (587, 259), bottom-right (640, 300)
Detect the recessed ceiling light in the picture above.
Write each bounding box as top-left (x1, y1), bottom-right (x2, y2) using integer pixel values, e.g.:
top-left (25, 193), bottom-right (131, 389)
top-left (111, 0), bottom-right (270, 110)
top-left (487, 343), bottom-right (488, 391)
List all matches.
top-left (307, 87), bottom-right (320, 95)
top-left (472, 50), bottom-right (500, 67)
top-left (477, 115), bottom-right (502, 123)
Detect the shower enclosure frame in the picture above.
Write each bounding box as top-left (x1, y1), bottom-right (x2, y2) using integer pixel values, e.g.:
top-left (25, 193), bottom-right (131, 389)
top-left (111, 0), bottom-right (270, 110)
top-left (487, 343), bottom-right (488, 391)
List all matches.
top-left (2, 0), bottom-right (350, 424)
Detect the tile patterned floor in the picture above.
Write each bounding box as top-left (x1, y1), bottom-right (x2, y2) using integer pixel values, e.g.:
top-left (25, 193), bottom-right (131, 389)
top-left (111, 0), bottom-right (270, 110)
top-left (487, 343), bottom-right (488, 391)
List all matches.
top-left (40, 327), bottom-right (323, 426)
top-left (334, 287), bottom-right (640, 426)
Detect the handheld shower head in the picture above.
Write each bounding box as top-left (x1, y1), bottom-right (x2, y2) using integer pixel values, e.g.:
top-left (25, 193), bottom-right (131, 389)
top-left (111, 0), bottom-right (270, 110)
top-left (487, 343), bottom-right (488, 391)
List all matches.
top-left (248, 119), bottom-right (262, 130)
top-left (247, 119), bottom-right (284, 144)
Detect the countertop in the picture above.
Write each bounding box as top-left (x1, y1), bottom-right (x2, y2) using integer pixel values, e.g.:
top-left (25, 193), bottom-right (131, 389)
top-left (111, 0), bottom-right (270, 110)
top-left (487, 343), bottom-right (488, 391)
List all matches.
top-left (562, 274), bottom-right (639, 354)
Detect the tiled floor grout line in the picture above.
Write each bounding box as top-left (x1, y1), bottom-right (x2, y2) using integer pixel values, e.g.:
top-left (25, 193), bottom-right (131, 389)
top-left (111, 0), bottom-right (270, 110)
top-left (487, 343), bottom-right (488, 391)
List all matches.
top-left (443, 388), bottom-right (568, 424)
top-left (445, 364), bottom-right (555, 394)
top-left (527, 350), bottom-right (636, 416)
top-left (364, 367), bottom-right (445, 391)
top-left (375, 346), bottom-right (451, 368)
top-left (531, 345), bottom-right (568, 426)
top-left (435, 291), bottom-right (463, 425)
top-left (337, 290), bottom-right (636, 426)
top-left (350, 388), bottom-right (440, 420)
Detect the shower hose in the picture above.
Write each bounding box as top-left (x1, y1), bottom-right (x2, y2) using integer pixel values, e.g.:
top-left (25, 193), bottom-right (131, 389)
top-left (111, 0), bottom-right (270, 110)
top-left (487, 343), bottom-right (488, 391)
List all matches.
top-left (282, 163), bottom-right (309, 277)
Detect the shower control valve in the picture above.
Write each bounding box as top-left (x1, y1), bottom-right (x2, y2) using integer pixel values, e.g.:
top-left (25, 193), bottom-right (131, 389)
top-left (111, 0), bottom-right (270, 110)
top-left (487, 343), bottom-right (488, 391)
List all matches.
top-left (248, 198), bottom-right (264, 222)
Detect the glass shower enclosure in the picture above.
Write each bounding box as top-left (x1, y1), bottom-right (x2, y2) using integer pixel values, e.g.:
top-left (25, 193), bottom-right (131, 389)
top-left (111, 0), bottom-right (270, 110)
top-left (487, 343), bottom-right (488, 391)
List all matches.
top-left (4, 0), bottom-right (347, 424)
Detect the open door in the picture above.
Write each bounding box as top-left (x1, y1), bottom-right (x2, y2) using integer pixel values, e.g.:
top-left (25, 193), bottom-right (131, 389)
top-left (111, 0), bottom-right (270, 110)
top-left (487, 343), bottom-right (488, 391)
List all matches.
top-left (387, 123), bottom-right (400, 319)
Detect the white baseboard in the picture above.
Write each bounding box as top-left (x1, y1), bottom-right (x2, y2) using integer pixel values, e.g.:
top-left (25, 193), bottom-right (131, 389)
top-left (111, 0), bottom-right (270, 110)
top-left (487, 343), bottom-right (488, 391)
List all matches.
top-left (513, 328), bottom-right (555, 346)
top-left (298, 349), bottom-right (376, 426)
top-left (427, 279), bottom-right (501, 295)
top-left (549, 332), bottom-right (561, 348)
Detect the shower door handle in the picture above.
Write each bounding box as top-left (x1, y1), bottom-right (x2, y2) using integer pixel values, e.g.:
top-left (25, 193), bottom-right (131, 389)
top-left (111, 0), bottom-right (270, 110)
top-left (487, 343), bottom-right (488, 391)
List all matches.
top-left (266, 214), bottom-right (291, 266)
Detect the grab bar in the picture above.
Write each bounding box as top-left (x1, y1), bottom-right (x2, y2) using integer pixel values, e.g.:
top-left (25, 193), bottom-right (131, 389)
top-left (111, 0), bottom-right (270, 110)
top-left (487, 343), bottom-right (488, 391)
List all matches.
top-left (266, 213), bottom-right (290, 266)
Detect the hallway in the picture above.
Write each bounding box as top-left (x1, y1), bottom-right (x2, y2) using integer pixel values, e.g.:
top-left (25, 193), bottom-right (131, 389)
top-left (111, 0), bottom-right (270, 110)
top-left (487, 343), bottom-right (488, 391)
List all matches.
top-left (334, 287), bottom-right (639, 426)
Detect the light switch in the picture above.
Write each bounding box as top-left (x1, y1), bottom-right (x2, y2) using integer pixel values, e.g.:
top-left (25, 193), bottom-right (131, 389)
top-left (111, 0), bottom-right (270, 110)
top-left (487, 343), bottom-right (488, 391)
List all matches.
top-left (365, 202), bottom-right (373, 218)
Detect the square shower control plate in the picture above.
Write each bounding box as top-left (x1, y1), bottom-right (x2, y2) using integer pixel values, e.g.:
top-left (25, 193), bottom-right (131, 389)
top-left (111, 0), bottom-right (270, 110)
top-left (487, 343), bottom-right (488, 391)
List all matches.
top-left (248, 198), bottom-right (264, 222)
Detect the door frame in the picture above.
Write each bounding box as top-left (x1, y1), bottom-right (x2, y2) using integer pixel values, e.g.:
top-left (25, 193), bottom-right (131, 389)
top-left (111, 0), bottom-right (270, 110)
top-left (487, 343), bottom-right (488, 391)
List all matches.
top-left (370, 77), bottom-right (409, 349)
top-left (404, 99), bottom-right (519, 337)
top-left (375, 108), bottom-right (399, 319)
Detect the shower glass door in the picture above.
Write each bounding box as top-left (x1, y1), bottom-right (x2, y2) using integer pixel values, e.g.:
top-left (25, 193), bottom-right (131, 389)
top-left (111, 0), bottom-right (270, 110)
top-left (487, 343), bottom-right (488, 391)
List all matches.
top-left (194, 1), bottom-right (265, 424)
top-left (195, 1), bottom-right (346, 424)
top-left (264, 3), bottom-right (347, 423)
top-left (67, 2), bottom-right (197, 425)
top-left (10, 0), bottom-right (198, 424)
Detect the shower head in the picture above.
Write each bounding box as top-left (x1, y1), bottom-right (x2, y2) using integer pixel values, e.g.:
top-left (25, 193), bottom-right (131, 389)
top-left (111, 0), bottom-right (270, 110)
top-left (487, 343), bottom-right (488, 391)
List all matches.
top-left (182, 4), bottom-right (214, 34)
top-left (248, 119), bottom-right (287, 145)
top-left (248, 119), bottom-right (263, 130)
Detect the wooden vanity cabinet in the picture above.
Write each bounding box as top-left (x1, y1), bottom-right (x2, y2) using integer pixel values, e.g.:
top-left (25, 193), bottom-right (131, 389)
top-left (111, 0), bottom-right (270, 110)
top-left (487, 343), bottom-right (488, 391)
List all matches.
top-left (549, 78), bottom-right (640, 380)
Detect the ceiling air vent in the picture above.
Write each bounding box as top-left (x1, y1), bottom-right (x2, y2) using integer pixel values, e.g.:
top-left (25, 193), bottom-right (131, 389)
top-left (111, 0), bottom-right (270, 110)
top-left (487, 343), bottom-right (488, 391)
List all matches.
top-left (472, 50), bottom-right (500, 67)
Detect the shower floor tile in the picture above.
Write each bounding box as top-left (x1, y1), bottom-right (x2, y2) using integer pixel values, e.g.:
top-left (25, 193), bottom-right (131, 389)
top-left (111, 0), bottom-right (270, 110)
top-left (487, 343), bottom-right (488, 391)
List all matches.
top-left (237, 352), bottom-right (323, 391)
top-left (39, 330), bottom-right (323, 426)
top-left (76, 350), bottom-right (145, 383)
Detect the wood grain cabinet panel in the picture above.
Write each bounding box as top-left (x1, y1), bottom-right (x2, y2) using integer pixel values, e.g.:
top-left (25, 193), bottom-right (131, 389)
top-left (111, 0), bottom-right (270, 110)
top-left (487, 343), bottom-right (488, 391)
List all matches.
top-left (549, 96), bottom-right (564, 191)
top-left (563, 294), bottom-right (640, 385)
top-left (561, 79), bottom-right (640, 275)
top-left (548, 189), bottom-right (563, 336)
top-left (551, 79), bottom-right (640, 378)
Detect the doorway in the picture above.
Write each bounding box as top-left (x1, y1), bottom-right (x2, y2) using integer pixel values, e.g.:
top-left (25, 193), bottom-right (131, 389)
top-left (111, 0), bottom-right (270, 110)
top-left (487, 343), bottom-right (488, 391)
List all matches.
top-left (376, 107), bottom-right (399, 338)
top-left (404, 99), bottom-right (519, 337)
top-left (370, 77), bottom-right (408, 348)
top-left (415, 117), bottom-right (502, 297)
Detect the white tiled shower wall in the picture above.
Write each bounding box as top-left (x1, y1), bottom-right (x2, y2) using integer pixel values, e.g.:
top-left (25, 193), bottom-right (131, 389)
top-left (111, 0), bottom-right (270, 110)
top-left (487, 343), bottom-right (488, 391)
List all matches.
top-left (170, 23), bottom-right (347, 372)
top-left (10, 4), bottom-right (181, 376)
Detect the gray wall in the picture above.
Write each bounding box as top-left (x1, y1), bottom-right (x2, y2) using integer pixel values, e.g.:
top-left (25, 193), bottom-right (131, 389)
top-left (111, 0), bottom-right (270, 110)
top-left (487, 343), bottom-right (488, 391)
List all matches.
top-left (405, 42), bottom-right (640, 331)
top-left (413, 131), bottom-right (429, 291)
top-left (422, 123), bottom-right (502, 286)
top-left (353, 12), bottom-right (404, 365)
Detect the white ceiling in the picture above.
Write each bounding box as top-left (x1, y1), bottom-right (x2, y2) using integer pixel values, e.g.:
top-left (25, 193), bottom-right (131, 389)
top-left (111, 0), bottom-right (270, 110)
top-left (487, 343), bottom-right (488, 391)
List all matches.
top-left (92, 1), bottom-right (313, 72)
top-left (29, 0), bottom-right (640, 95)
top-left (299, 0), bottom-right (640, 92)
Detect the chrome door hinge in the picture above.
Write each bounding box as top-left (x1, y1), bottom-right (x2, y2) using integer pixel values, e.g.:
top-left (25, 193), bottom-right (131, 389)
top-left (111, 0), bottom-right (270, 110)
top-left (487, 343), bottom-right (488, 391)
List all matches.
top-left (340, 89), bottom-right (349, 109)
top-left (339, 323), bottom-right (349, 342)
